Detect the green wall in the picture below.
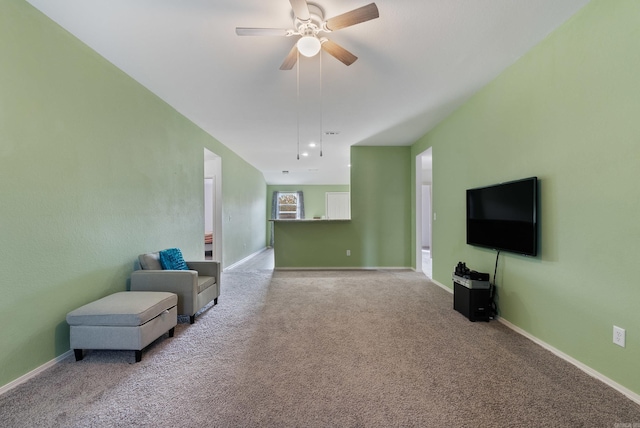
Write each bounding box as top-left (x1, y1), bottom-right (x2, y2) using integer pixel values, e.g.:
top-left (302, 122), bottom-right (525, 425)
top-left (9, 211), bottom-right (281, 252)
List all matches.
top-left (0, 0), bottom-right (265, 388)
top-left (221, 153), bottom-right (267, 266)
top-left (267, 184), bottom-right (350, 219)
top-left (411, 0), bottom-right (640, 395)
top-left (266, 184), bottom-right (349, 245)
top-left (274, 146), bottom-right (411, 269)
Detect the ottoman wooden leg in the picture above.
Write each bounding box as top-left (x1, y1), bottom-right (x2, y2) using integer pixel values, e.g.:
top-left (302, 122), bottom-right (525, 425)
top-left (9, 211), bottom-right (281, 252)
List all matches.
top-left (169, 327), bottom-right (175, 337)
top-left (74, 349), bottom-right (84, 361)
top-left (135, 350), bottom-right (142, 363)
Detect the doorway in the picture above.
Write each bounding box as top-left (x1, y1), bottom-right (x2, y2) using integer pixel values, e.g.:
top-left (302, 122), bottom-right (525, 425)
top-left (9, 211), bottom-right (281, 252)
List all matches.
top-left (204, 148), bottom-right (222, 263)
top-left (415, 147), bottom-right (433, 278)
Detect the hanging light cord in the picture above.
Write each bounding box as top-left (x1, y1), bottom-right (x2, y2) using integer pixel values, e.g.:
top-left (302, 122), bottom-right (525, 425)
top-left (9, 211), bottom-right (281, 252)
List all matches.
top-left (296, 50), bottom-right (324, 159)
top-left (296, 49), bottom-right (300, 160)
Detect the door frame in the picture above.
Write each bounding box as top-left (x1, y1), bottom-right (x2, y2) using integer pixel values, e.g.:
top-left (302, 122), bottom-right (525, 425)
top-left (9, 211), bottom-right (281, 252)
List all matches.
top-left (204, 149), bottom-right (222, 264)
top-left (415, 147), bottom-right (433, 274)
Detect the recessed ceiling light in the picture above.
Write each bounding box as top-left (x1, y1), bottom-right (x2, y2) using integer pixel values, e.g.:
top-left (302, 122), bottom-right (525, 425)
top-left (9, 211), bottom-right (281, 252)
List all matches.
top-left (282, 170), bottom-right (289, 174)
top-left (302, 152), bottom-right (309, 157)
top-left (309, 142), bottom-right (316, 148)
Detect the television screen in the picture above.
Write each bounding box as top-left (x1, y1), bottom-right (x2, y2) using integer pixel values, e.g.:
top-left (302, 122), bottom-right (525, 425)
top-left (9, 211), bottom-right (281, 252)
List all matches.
top-left (466, 177), bottom-right (538, 256)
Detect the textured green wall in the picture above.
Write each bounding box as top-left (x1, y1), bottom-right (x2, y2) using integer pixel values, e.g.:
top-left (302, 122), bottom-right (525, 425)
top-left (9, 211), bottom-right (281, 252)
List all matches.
top-left (412, 0), bottom-right (640, 395)
top-left (274, 146), bottom-right (411, 268)
top-left (0, 0), bottom-right (265, 388)
top-left (221, 153), bottom-right (267, 266)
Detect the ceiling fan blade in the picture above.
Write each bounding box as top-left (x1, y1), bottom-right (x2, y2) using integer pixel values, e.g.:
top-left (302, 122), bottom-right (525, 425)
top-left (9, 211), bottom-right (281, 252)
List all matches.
top-left (236, 27), bottom-right (290, 37)
top-left (321, 40), bottom-right (357, 66)
top-left (290, 0), bottom-right (310, 21)
top-left (325, 3), bottom-right (379, 31)
top-left (280, 44), bottom-right (299, 70)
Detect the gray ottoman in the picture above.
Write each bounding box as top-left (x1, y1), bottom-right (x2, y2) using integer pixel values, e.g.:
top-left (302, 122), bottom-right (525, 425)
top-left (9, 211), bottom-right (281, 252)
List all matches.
top-left (67, 291), bottom-right (178, 363)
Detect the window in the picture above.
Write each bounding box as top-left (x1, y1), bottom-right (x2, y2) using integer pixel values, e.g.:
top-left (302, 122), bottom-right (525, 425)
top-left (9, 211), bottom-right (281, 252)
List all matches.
top-left (270, 191), bottom-right (305, 246)
top-left (277, 192), bottom-right (300, 219)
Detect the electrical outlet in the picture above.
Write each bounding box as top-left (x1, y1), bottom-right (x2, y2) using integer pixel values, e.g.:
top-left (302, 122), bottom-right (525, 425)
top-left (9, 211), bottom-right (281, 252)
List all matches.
top-left (613, 326), bottom-right (626, 347)
top-left (346, 250), bottom-right (351, 256)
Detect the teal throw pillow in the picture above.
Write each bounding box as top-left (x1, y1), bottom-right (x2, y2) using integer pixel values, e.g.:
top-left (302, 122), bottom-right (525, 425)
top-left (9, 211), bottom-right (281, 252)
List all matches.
top-left (159, 248), bottom-right (189, 270)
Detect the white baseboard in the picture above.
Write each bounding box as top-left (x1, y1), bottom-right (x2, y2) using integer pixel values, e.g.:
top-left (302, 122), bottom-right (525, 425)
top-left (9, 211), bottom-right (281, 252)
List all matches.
top-left (431, 278), bottom-right (452, 294)
top-left (411, 266), bottom-right (450, 293)
top-left (429, 278), bottom-right (639, 405)
top-left (275, 266), bottom-right (413, 271)
top-left (498, 317), bottom-right (640, 406)
top-left (7, 281), bottom-right (636, 409)
top-left (0, 350), bottom-right (73, 396)
top-left (224, 247), bottom-right (269, 271)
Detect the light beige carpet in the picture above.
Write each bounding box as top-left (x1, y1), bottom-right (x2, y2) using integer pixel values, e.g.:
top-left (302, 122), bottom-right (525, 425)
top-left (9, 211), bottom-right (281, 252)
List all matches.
top-left (1, 269), bottom-right (639, 427)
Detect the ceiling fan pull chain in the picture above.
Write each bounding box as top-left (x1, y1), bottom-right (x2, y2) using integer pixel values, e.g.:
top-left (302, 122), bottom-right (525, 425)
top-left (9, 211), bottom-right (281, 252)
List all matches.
top-left (296, 49), bottom-right (300, 160)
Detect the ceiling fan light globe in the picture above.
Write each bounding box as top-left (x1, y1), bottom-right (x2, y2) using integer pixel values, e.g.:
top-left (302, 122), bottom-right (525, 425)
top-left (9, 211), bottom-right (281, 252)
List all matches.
top-left (297, 36), bottom-right (321, 57)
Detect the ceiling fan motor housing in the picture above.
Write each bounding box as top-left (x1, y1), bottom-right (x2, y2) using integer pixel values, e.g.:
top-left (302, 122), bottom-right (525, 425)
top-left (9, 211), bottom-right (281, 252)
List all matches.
top-left (294, 3), bottom-right (327, 36)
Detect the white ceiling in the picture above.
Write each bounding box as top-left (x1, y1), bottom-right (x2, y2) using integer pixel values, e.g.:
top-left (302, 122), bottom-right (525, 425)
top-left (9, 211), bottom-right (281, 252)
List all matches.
top-left (26, 0), bottom-right (589, 185)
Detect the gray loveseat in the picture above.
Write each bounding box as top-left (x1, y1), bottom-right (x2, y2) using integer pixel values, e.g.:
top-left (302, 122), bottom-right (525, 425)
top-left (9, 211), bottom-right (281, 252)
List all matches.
top-left (131, 251), bottom-right (220, 323)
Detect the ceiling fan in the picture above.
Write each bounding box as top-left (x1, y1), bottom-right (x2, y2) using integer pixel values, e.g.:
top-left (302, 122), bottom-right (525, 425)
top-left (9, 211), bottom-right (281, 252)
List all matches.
top-left (236, 0), bottom-right (379, 70)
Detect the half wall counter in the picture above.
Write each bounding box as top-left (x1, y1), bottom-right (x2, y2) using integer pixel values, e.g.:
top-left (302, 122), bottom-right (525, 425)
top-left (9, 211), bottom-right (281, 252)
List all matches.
top-left (270, 219), bottom-right (355, 269)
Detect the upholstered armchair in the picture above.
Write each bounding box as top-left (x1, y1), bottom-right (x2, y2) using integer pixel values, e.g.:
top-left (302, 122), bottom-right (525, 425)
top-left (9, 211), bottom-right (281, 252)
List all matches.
top-left (131, 250), bottom-right (220, 324)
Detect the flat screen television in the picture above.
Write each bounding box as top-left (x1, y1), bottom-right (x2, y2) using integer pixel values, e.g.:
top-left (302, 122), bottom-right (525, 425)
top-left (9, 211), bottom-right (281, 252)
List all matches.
top-left (466, 177), bottom-right (538, 256)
